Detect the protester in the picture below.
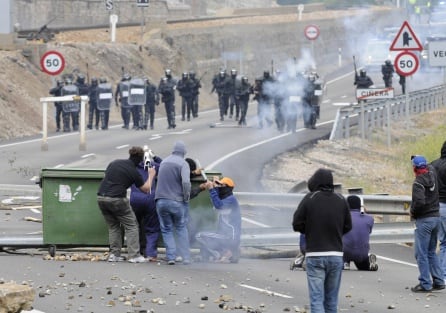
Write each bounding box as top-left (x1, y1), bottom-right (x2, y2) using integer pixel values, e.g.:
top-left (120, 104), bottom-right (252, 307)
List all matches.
top-left (292, 168), bottom-right (352, 312)
top-left (97, 146), bottom-right (155, 263)
top-left (410, 155), bottom-right (445, 292)
top-left (130, 153), bottom-right (162, 261)
top-left (430, 141), bottom-right (446, 282)
top-left (155, 141), bottom-right (191, 265)
top-left (195, 176), bottom-right (241, 263)
top-left (343, 194), bottom-right (378, 271)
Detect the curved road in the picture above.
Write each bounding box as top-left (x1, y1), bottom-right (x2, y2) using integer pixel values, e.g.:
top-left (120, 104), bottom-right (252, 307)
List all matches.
top-left (1, 68), bottom-right (444, 313)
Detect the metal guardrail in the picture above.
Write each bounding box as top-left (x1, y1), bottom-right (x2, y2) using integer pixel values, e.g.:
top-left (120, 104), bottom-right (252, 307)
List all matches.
top-left (0, 188), bottom-right (414, 248)
top-left (330, 84), bottom-right (446, 140)
top-left (235, 192), bottom-right (414, 246)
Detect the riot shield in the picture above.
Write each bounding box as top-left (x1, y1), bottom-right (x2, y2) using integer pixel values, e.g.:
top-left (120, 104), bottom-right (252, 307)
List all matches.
top-left (119, 81), bottom-right (131, 109)
top-left (97, 83), bottom-right (112, 111)
top-left (128, 78), bottom-right (146, 106)
top-left (61, 85), bottom-right (80, 113)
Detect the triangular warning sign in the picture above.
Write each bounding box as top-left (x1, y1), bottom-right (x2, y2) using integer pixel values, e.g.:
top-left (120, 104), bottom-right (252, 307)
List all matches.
top-left (390, 21), bottom-right (423, 51)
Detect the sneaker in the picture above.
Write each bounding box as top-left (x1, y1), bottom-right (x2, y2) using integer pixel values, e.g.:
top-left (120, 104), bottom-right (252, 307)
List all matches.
top-left (343, 262), bottom-right (350, 270)
top-left (107, 254), bottom-right (125, 262)
top-left (369, 254), bottom-right (378, 271)
top-left (167, 260), bottom-right (175, 265)
top-left (128, 255), bottom-right (146, 263)
top-left (411, 284), bottom-right (432, 293)
top-left (175, 256), bottom-right (183, 263)
top-left (433, 284), bottom-right (446, 290)
top-left (182, 259), bottom-right (191, 265)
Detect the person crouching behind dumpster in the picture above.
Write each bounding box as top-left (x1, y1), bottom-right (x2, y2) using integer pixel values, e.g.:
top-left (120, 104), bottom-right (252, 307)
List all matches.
top-left (130, 154), bottom-right (163, 262)
top-left (342, 195), bottom-right (378, 271)
top-left (195, 176), bottom-right (241, 263)
top-left (97, 146), bottom-right (156, 263)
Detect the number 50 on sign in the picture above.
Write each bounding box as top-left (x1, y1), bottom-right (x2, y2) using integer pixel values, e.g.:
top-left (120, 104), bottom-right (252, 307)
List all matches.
top-left (40, 51), bottom-right (66, 76)
top-left (394, 51), bottom-right (419, 77)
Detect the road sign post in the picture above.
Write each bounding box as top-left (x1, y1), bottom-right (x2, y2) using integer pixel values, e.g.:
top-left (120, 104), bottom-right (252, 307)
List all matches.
top-left (304, 24), bottom-right (319, 57)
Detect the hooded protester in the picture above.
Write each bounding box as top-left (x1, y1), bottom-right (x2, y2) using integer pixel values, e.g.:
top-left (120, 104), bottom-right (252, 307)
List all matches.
top-left (342, 195), bottom-right (378, 271)
top-left (130, 154), bottom-right (163, 261)
top-left (155, 141), bottom-right (191, 265)
top-left (292, 168), bottom-right (352, 313)
top-left (195, 176), bottom-right (241, 263)
top-left (409, 155), bottom-right (445, 293)
top-left (430, 141), bottom-right (446, 283)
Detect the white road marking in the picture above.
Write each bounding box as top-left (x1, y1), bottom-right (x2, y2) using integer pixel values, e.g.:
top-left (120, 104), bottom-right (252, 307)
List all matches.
top-left (376, 255), bottom-right (417, 267)
top-left (242, 217), bottom-right (270, 228)
top-left (81, 153), bottom-right (95, 158)
top-left (239, 283), bottom-right (293, 299)
top-left (116, 144), bottom-right (129, 149)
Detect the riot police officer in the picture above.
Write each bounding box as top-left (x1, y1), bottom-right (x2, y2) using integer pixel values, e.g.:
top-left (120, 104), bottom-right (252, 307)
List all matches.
top-left (235, 76), bottom-right (252, 126)
top-left (273, 70), bottom-right (286, 132)
top-left (213, 69), bottom-right (232, 121)
top-left (97, 77), bottom-right (112, 130)
top-left (302, 73), bottom-right (322, 129)
top-left (177, 72), bottom-right (191, 121)
top-left (256, 70), bottom-right (274, 129)
top-left (354, 69), bottom-right (374, 89)
top-left (189, 71), bottom-right (201, 118)
top-left (61, 77), bottom-right (80, 132)
top-left (143, 77), bottom-right (159, 130)
top-left (128, 77), bottom-right (146, 130)
top-left (115, 73), bottom-right (132, 129)
top-left (381, 60), bottom-right (394, 88)
top-left (87, 77), bottom-right (99, 130)
top-left (49, 79), bottom-right (64, 132)
top-left (75, 74), bottom-right (89, 131)
top-left (229, 68), bottom-right (239, 120)
top-left (158, 69), bottom-right (177, 129)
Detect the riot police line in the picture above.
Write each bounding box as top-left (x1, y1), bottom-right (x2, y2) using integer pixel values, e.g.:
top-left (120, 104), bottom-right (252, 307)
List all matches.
top-left (211, 68), bottom-right (323, 131)
top-left (48, 67), bottom-right (324, 134)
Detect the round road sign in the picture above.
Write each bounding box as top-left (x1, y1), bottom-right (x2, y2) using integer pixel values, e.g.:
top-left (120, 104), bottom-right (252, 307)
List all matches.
top-left (394, 51), bottom-right (419, 77)
top-left (40, 50), bottom-right (65, 76)
top-left (304, 24), bottom-right (320, 40)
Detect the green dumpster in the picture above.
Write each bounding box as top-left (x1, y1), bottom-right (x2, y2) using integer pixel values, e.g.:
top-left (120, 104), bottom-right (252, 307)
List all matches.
top-left (40, 168), bottom-right (108, 248)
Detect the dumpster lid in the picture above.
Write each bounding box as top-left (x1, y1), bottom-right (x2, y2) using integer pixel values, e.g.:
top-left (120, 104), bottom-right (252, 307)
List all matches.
top-left (40, 168), bottom-right (105, 179)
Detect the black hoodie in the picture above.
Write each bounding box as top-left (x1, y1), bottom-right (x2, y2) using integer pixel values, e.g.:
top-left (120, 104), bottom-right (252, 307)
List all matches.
top-left (431, 141), bottom-right (446, 203)
top-left (292, 169), bottom-right (352, 256)
top-left (410, 164), bottom-right (440, 219)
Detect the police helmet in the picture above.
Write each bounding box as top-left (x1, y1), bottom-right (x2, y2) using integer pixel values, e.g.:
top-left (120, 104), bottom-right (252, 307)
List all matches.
top-left (219, 70), bottom-right (226, 77)
top-left (242, 76), bottom-right (249, 83)
top-left (56, 79), bottom-right (64, 87)
top-left (91, 77), bottom-right (98, 86)
top-left (165, 69), bottom-right (172, 78)
top-left (76, 74), bottom-right (85, 84)
top-left (189, 71), bottom-right (196, 78)
top-left (182, 72), bottom-right (188, 79)
top-left (122, 73), bottom-right (131, 81)
top-left (385, 59), bottom-right (392, 66)
top-left (231, 68), bottom-right (237, 76)
top-left (64, 77), bottom-right (73, 85)
top-left (360, 69), bottom-right (366, 77)
top-left (99, 77), bottom-right (107, 83)
top-left (263, 71), bottom-right (270, 79)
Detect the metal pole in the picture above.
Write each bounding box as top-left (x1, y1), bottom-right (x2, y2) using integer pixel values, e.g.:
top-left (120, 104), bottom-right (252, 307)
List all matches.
top-left (386, 100), bottom-right (391, 148)
top-left (41, 101), bottom-right (48, 151)
top-left (405, 78), bottom-right (409, 127)
top-left (79, 99), bottom-right (86, 151)
top-left (361, 101), bottom-right (365, 141)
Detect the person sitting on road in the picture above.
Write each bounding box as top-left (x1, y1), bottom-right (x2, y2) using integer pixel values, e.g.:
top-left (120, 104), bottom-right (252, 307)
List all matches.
top-left (342, 194), bottom-right (378, 271)
top-left (195, 176), bottom-right (241, 263)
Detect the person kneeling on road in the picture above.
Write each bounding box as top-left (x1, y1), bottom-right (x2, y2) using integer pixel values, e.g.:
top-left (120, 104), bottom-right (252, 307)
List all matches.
top-left (195, 176), bottom-right (241, 263)
top-left (342, 195), bottom-right (378, 271)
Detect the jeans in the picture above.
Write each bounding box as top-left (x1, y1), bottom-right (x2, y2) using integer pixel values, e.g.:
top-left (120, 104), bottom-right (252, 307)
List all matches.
top-left (97, 196), bottom-right (140, 258)
top-left (306, 255), bottom-right (343, 313)
top-left (414, 216), bottom-right (444, 289)
top-left (437, 203), bottom-right (446, 282)
top-left (156, 199), bottom-right (190, 261)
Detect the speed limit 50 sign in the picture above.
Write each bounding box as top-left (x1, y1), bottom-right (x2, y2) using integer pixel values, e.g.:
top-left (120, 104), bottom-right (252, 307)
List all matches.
top-left (40, 50), bottom-right (65, 76)
top-left (394, 51), bottom-right (419, 77)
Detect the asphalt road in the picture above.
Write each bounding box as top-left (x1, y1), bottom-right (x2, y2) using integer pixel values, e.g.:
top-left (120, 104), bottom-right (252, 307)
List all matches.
top-left (1, 68), bottom-right (445, 313)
